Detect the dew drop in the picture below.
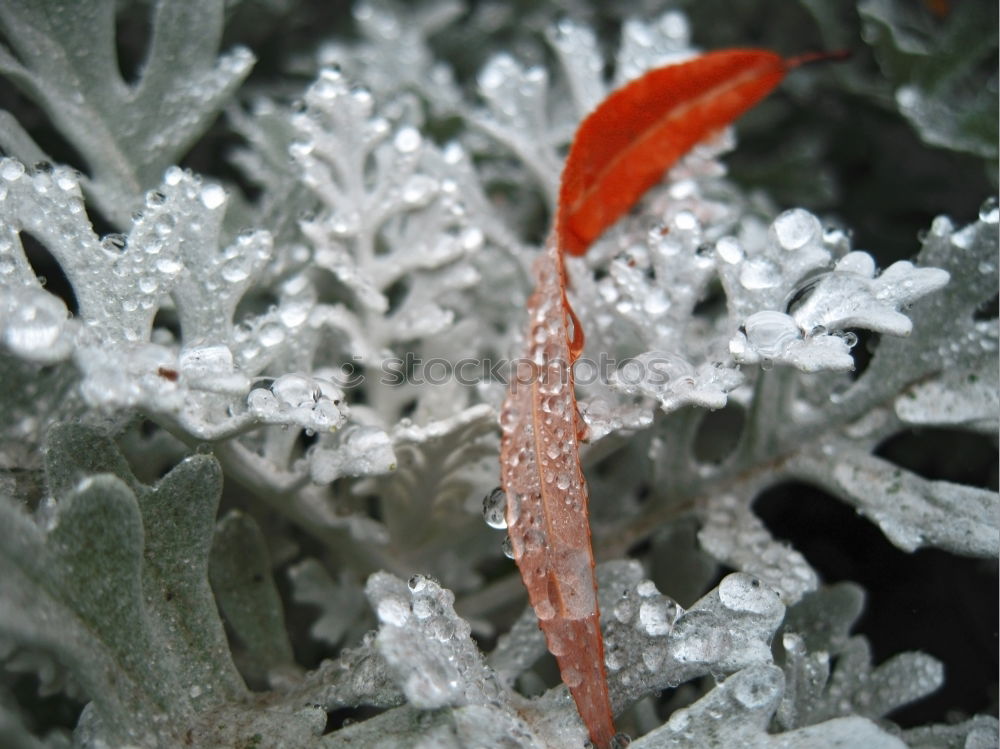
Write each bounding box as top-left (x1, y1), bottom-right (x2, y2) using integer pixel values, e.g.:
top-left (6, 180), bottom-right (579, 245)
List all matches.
top-left (482, 486), bottom-right (508, 529)
top-left (271, 374), bottom-right (319, 408)
top-left (199, 184), bottom-right (226, 210)
top-left (3, 290), bottom-right (66, 356)
top-left (221, 260), bottom-right (251, 283)
top-left (610, 731), bottom-right (632, 749)
top-left (979, 196), bottom-right (999, 224)
top-left (259, 323), bottom-right (285, 347)
top-left (401, 175), bottom-right (436, 205)
top-left (561, 666), bottom-right (582, 688)
top-left (1, 160), bottom-right (26, 181)
top-left (156, 257), bottom-right (183, 274)
top-left (407, 574), bottom-right (426, 592)
top-left (743, 310), bottom-right (800, 358)
top-left (643, 289), bottom-right (670, 315)
top-left (613, 597), bottom-right (635, 624)
top-left (638, 599), bottom-right (675, 637)
top-left (716, 236), bottom-right (743, 264)
top-left (771, 208), bottom-right (821, 251)
top-left (535, 597), bottom-right (555, 621)
top-left (393, 126), bottom-right (421, 153)
top-left (163, 165), bottom-right (184, 186)
top-left (501, 535), bottom-right (514, 559)
top-left (247, 388), bottom-right (278, 417)
top-left (376, 596), bottom-right (410, 626)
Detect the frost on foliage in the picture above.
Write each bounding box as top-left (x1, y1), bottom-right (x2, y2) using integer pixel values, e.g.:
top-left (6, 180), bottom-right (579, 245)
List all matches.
top-left (491, 561), bottom-right (788, 722)
top-left (361, 405), bottom-right (501, 594)
top-left (208, 510), bottom-right (298, 688)
top-left (0, 3), bottom-right (995, 747)
top-left (293, 67), bottom-right (486, 360)
top-left (368, 572), bottom-right (505, 710)
top-left (0, 423), bottom-right (244, 747)
top-left (0, 159), bottom-right (353, 444)
top-left (776, 583), bottom-right (944, 730)
top-left (605, 569), bottom-right (785, 710)
top-left (0, 423), bottom-right (363, 748)
top-left (786, 211), bottom-right (1000, 558)
top-left (288, 559), bottom-right (368, 649)
top-left (316, 0), bottom-right (464, 117)
top-left (629, 665), bottom-right (906, 749)
top-left (699, 494), bottom-right (818, 603)
top-left (584, 204), bottom-right (998, 600)
top-left (0, 0), bottom-right (253, 227)
top-left (904, 715), bottom-right (1000, 749)
top-left (472, 11), bottom-right (699, 208)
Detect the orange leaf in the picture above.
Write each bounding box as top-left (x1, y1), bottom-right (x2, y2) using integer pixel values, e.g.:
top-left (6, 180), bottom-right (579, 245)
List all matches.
top-left (502, 47), bottom-right (844, 749)
top-left (558, 49), bottom-right (790, 256)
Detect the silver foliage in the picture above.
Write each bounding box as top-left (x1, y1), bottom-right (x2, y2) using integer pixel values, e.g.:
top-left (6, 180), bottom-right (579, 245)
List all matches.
top-left (0, 1), bottom-right (995, 747)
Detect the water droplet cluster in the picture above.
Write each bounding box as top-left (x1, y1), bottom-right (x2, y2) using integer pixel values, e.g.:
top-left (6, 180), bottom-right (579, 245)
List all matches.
top-left (368, 572), bottom-right (506, 710)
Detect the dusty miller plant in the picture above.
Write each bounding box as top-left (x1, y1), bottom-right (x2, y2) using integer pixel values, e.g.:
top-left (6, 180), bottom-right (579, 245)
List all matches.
top-left (0, 1), bottom-right (996, 747)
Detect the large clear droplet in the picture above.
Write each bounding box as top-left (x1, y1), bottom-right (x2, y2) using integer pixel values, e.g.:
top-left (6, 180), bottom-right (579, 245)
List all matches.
top-left (501, 536), bottom-right (514, 559)
top-left (271, 373), bottom-right (318, 408)
top-left (3, 289), bottom-right (66, 357)
top-left (771, 208), bottom-right (821, 251)
top-left (482, 487), bottom-right (508, 529)
top-left (743, 311), bottom-right (800, 359)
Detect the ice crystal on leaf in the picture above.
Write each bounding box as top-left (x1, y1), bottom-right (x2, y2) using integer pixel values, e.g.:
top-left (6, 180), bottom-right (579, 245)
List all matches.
top-left (0, 1), bottom-right (996, 748)
top-left (0, 0), bottom-right (253, 228)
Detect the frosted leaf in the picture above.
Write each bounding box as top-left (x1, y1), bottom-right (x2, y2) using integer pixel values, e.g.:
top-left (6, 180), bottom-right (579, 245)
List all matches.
top-left (288, 559), bottom-right (367, 648)
top-left (0, 285), bottom-right (73, 363)
top-left (367, 572), bottom-right (506, 709)
top-left (294, 67), bottom-right (485, 351)
top-left (904, 715), bottom-right (1000, 749)
top-left (629, 665), bottom-right (907, 748)
top-left (729, 238), bottom-right (949, 371)
top-left (776, 584), bottom-right (945, 731)
top-left (366, 406), bottom-right (499, 594)
top-left (179, 345), bottom-right (247, 395)
top-left (546, 18), bottom-right (606, 117)
top-left (316, 0), bottom-right (463, 117)
top-left (614, 12), bottom-right (695, 86)
top-left (0, 3), bottom-right (253, 226)
top-left (608, 352), bottom-right (737, 413)
top-left (605, 573), bottom-right (783, 710)
top-left (470, 54), bottom-right (565, 204)
top-left (855, 652), bottom-right (944, 718)
top-left (0, 161), bottom-right (187, 343)
top-left (75, 342), bottom-right (183, 412)
top-left (698, 494), bottom-right (818, 603)
top-left (860, 0), bottom-right (998, 159)
top-left (895, 364), bottom-right (999, 429)
top-left (793, 444), bottom-right (999, 556)
top-left (309, 424), bottom-right (395, 483)
top-left (0, 424), bottom-right (260, 747)
top-left (786, 258), bottom-right (950, 337)
top-left (208, 511), bottom-right (296, 687)
top-left (717, 208), bottom-right (833, 320)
